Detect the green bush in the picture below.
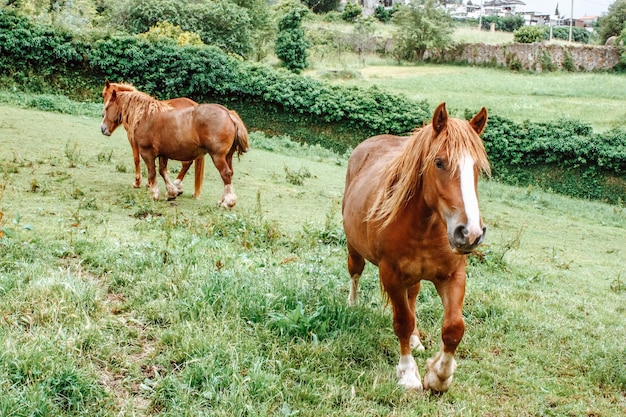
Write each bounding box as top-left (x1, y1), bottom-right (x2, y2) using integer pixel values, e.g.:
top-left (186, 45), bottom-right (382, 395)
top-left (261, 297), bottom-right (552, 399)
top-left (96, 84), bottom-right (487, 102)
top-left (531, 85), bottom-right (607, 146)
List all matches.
top-left (341, 2), bottom-right (362, 22)
top-left (275, 5), bottom-right (309, 73)
top-left (481, 15), bottom-right (525, 32)
top-left (514, 25), bottom-right (545, 43)
top-left (546, 26), bottom-right (590, 44)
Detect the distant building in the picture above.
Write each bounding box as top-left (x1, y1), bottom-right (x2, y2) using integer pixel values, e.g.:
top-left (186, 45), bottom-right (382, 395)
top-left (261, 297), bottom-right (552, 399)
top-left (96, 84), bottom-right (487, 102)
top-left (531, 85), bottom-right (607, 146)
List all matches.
top-left (483, 0), bottom-right (526, 16)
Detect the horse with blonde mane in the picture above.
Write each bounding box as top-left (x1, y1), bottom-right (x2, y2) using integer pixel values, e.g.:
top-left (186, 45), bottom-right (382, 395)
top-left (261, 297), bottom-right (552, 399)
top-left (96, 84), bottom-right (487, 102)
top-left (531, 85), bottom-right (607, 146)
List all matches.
top-left (102, 81), bottom-right (205, 198)
top-left (342, 103), bottom-right (490, 392)
top-left (101, 88), bottom-right (249, 208)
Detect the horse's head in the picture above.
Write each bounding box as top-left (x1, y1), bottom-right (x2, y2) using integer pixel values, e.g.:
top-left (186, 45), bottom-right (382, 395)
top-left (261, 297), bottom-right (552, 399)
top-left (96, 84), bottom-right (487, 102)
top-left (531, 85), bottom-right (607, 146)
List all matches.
top-left (422, 103), bottom-right (490, 254)
top-left (100, 89), bottom-right (123, 136)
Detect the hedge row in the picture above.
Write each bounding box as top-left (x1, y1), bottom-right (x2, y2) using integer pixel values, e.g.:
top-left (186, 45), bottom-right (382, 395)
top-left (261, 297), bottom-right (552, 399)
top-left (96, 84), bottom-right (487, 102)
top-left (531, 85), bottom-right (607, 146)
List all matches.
top-left (1, 10), bottom-right (625, 202)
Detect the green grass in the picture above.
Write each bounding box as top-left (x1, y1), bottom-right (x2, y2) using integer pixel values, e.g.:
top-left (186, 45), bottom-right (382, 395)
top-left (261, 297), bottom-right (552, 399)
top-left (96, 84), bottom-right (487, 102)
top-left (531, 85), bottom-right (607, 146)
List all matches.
top-left (305, 64), bottom-right (626, 132)
top-left (1, 99), bottom-right (625, 416)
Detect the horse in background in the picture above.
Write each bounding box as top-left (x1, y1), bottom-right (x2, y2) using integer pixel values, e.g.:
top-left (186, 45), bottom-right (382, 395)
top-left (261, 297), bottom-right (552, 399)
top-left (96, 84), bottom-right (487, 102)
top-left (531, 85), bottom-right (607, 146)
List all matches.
top-left (101, 81), bottom-right (205, 198)
top-left (101, 89), bottom-right (249, 208)
top-left (342, 103), bottom-right (490, 392)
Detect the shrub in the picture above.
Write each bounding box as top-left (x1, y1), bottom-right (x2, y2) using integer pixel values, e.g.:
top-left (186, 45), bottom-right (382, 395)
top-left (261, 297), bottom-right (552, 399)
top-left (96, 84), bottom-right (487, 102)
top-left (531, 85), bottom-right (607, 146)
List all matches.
top-left (481, 15), bottom-right (524, 32)
top-left (275, 5), bottom-right (309, 73)
top-left (138, 21), bottom-right (203, 46)
top-left (547, 26), bottom-right (590, 44)
top-left (341, 2), bottom-right (362, 22)
top-left (514, 25), bottom-right (545, 43)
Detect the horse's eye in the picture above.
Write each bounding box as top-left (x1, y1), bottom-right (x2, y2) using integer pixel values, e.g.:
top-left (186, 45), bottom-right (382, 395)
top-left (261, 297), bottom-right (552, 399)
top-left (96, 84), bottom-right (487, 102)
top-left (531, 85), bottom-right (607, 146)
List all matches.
top-left (435, 159), bottom-right (445, 169)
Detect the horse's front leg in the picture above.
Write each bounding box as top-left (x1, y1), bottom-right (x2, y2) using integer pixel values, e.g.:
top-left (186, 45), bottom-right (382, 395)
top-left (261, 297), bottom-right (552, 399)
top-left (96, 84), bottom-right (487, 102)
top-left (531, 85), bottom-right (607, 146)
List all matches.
top-left (158, 157), bottom-right (183, 200)
top-left (407, 283), bottom-right (425, 351)
top-left (424, 274), bottom-right (466, 392)
top-left (212, 154), bottom-right (236, 209)
top-left (142, 154), bottom-right (159, 200)
top-left (129, 135), bottom-right (142, 188)
top-left (380, 261), bottom-right (423, 390)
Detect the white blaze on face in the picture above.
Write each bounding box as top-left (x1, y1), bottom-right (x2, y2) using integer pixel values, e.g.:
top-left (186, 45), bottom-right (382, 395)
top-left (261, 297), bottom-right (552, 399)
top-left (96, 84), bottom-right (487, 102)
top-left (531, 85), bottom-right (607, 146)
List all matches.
top-left (459, 152), bottom-right (482, 243)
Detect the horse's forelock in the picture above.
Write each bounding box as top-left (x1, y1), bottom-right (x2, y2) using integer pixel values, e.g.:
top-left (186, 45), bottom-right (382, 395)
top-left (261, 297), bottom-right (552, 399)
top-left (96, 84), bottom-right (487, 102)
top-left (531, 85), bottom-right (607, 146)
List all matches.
top-left (423, 118), bottom-right (491, 177)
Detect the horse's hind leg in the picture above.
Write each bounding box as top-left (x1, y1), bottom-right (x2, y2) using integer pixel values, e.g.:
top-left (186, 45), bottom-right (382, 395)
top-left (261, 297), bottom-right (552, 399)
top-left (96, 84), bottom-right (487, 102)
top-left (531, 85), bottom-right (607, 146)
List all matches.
top-left (407, 283), bottom-right (425, 351)
top-left (212, 154), bottom-right (236, 209)
top-left (192, 157), bottom-right (205, 199)
top-left (158, 157), bottom-right (183, 200)
top-left (423, 275), bottom-right (466, 392)
top-left (173, 160), bottom-right (194, 193)
top-left (347, 242), bottom-right (365, 306)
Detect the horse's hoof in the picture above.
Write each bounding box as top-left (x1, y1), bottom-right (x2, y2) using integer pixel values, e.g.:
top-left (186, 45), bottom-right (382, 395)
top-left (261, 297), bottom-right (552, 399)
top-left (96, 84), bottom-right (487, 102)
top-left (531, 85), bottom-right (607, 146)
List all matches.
top-left (423, 371), bottom-right (453, 393)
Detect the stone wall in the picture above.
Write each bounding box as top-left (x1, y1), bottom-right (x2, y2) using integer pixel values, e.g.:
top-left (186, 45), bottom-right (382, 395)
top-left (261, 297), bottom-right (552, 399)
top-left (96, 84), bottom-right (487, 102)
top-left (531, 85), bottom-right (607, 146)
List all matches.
top-left (428, 42), bottom-right (621, 72)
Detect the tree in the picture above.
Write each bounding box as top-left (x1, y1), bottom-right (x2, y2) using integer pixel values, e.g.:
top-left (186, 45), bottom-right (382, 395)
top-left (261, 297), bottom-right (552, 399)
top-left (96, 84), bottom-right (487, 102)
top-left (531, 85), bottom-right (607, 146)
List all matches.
top-left (391, 0), bottom-right (454, 62)
top-left (275, 2), bottom-right (309, 73)
top-left (598, 0), bottom-right (626, 43)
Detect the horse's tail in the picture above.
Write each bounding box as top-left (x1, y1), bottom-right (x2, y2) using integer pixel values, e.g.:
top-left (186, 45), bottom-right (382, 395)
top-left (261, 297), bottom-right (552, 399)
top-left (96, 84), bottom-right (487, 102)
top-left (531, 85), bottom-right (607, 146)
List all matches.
top-left (193, 157), bottom-right (205, 199)
top-left (228, 110), bottom-right (250, 156)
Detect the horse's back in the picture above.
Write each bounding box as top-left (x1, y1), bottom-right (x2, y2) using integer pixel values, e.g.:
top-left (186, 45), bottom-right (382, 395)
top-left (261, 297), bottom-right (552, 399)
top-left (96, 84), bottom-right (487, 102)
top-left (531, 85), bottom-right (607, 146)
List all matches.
top-left (165, 97), bottom-right (197, 109)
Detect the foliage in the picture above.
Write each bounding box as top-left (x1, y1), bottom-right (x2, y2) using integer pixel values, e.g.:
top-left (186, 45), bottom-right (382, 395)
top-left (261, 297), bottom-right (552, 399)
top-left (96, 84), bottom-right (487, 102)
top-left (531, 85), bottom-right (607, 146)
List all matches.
top-left (618, 26), bottom-right (626, 69)
top-left (275, 2), bottom-right (309, 73)
top-left (301, 0), bottom-right (341, 14)
top-left (391, 0), bottom-right (454, 62)
top-left (513, 25), bottom-right (545, 43)
top-left (480, 15), bottom-right (524, 32)
top-left (122, 0), bottom-right (262, 57)
top-left (477, 113), bottom-right (626, 202)
top-left (546, 26), bottom-right (590, 44)
top-left (373, 4), bottom-right (399, 23)
top-left (341, 1), bottom-right (362, 22)
top-left (2, 0), bottom-right (98, 32)
top-left (138, 21), bottom-right (203, 46)
top-left (598, 0), bottom-right (626, 43)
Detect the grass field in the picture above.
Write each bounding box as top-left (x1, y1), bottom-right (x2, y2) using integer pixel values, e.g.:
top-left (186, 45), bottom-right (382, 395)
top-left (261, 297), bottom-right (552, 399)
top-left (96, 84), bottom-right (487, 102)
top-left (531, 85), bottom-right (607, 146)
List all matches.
top-left (306, 64), bottom-right (626, 133)
top-left (301, 21), bottom-right (625, 133)
top-left (0, 100), bottom-right (625, 416)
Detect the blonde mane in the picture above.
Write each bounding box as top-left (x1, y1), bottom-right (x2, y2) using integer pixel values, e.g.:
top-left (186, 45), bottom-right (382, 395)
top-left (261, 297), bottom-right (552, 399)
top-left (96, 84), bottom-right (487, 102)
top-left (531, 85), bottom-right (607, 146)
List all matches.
top-left (366, 118), bottom-right (491, 229)
top-left (114, 90), bottom-right (173, 133)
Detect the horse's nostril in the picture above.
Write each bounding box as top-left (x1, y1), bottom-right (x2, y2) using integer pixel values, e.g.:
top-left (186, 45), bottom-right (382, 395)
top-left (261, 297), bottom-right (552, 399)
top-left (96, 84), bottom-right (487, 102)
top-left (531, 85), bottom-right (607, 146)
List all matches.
top-left (453, 225), bottom-right (468, 247)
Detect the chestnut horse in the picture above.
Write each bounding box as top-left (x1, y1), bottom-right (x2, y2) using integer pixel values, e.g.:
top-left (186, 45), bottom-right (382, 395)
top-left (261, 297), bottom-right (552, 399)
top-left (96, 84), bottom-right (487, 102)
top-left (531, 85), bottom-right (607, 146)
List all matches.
top-left (342, 103), bottom-right (490, 392)
top-left (101, 81), bottom-right (205, 198)
top-left (101, 89), bottom-right (249, 208)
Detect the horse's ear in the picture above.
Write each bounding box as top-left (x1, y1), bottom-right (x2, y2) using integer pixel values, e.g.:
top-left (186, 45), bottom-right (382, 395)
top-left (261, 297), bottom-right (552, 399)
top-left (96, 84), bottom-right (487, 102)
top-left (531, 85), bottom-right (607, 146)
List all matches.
top-left (432, 102), bottom-right (448, 135)
top-left (470, 107), bottom-right (488, 135)
top-left (105, 79), bottom-right (110, 88)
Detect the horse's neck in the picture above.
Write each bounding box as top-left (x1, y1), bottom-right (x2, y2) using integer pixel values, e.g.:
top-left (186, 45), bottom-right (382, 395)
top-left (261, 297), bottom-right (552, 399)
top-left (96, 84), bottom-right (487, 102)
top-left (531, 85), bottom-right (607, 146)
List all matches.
top-left (121, 95), bottom-right (164, 131)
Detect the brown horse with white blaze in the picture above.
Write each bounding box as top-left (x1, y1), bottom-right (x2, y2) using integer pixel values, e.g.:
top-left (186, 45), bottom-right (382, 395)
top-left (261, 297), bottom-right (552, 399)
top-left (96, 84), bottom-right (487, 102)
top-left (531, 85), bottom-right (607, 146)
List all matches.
top-left (101, 81), bottom-right (205, 198)
top-left (101, 89), bottom-right (249, 208)
top-left (342, 103), bottom-right (490, 392)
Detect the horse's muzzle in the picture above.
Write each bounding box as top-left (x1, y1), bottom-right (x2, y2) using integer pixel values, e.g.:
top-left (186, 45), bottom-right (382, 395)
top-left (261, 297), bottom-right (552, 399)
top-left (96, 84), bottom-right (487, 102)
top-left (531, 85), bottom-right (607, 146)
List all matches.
top-left (101, 124), bottom-right (111, 136)
top-left (450, 224), bottom-right (486, 254)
